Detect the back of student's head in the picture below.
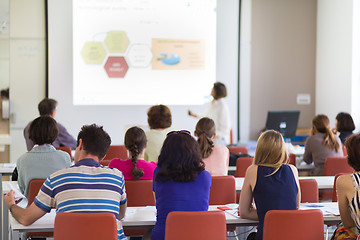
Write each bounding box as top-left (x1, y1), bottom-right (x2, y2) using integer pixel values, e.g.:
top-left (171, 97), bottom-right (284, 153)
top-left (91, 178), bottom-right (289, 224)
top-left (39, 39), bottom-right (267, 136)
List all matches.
top-left (38, 98), bottom-right (57, 116)
top-left (254, 130), bottom-right (288, 169)
top-left (156, 130), bottom-right (204, 182)
top-left (147, 104), bottom-right (172, 129)
top-left (29, 116), bottom-right (59, 145)
top-left (345, 133), bottom-right (360, 171)
top-left (312, 114), bottom-right (340, 152)
top-left (336, 112), bottom-right (355, 132)
top-left (124, 126), bottom-right (147, 180)
top-left (212, 82), bottom-right (227, 100)
top-left (77, 124), bottom-right (111, 160)
top-left (195, 117), bottom-right (215, 158)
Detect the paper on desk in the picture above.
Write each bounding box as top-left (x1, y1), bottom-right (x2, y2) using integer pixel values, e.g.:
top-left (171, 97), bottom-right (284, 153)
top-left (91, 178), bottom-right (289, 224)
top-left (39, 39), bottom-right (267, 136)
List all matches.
top-left (6, 182), bottom-right (25, 201)
top-left (2, 163), bottom-right (16, 168)
top-left (300, 203), bottom-right (340, 216)
top-left (224, 203), bottom-right (240, 218)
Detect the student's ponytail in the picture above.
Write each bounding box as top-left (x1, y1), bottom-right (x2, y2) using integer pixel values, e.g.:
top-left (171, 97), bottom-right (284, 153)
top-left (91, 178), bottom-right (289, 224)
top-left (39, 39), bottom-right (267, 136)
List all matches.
top-left (324, 127), bottom-right (340, 152)
top-left (124, 127), bottom-right (146, 180)
top-left (312, 114), bottom-right (340, 152)
top-left (195, 117), bottom-right (216, 159)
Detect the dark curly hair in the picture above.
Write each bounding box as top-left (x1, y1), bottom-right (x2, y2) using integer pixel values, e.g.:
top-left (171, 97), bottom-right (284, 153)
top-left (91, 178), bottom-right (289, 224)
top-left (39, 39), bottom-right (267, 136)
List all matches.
top-left (29, 116), bottom-right (59, 145)
top-left (336, 112), bottom-right (355, 132)
top-left (147, 105), bottom-right (172, 129)
top-left (124, 127), bottom-right (147, 180)
top-left (345, 133), bottom-right (360, 172)
top-left (155, 131), bottom-right (205, 182)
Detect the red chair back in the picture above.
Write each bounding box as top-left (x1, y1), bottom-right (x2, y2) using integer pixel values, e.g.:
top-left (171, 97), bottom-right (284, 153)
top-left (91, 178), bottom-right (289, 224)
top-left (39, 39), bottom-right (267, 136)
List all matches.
top-left (104, 145), bottom-right (128, 160)
top-left (209, 176), bottom-right (236, 205)
top-left (54, 212), bottom-right (117, 240)
top-left (332, 173), bottom-right (347, 202)
top-left (234, 157), bottom-right (253, 177)
top-left (28, 179), bottom-right (46, 207)
top-left (99, 159), bottom-right (111, 166)
top-left (124, 180), bottom-right (155, 207)
top-left (288, 154), bottom-right (296, 166)
top-left (263, 209), bottom-right (324, 240)
top-left (55, 146), bottom-right (72, 160)
top-left (299, 179), bottom-right (318, 203)
top-left (324, 156), bottom-right (353, 176)
top-left (227, 146), bottom-right (248, 155)
top-left (165, 211), bottom-right (227, 240)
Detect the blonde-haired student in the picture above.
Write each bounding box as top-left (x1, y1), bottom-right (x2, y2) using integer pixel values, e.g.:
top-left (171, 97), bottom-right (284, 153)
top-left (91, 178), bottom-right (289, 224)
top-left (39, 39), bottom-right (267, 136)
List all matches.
top-left (239, 130), bottom-right (300, 240)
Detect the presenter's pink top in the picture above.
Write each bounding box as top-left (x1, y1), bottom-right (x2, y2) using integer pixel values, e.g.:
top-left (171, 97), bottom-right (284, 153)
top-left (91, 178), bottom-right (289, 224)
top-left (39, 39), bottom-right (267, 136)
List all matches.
top-left (202, 145), bottom-right (229, 176)
top-left (109, 158), bottom-right (157, 180)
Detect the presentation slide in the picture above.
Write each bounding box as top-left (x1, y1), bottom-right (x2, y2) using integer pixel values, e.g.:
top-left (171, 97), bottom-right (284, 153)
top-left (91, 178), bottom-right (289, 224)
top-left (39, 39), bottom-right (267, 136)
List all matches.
top-left (73, 0), bottom-right (217, 105)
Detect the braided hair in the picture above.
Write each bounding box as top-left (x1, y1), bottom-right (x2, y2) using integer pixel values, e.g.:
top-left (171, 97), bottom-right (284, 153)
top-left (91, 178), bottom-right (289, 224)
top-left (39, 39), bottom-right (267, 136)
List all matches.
top-left (195, 117), bottom-right (215, 158)
top-left (124, 127), bottom-right (147, 180)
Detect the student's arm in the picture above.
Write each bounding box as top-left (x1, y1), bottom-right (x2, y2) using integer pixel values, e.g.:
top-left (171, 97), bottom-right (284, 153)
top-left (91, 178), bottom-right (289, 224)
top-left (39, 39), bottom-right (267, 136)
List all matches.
top-left (119, 202), bottom-right (127, 220)
top-left (239, 165), bottom-right (258, 220)
top-left (337, 175), bottom-right (356, 228)
top-left (4, 190), bottom-right (46, 226)
top-left (303, 138), bottom-right (313, 164)
top-left (289, 164), bottom-right (301, 209)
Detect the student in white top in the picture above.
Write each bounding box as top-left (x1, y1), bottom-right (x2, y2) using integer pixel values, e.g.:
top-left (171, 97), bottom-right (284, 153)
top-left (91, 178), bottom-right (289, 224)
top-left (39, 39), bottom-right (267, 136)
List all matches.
top-left (189, 82), bottom-right (231, 145)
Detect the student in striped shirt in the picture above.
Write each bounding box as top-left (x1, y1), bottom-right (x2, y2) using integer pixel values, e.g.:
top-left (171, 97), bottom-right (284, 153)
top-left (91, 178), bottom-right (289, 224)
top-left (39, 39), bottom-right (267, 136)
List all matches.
top-left (4, 124), bottom-right (127, 240)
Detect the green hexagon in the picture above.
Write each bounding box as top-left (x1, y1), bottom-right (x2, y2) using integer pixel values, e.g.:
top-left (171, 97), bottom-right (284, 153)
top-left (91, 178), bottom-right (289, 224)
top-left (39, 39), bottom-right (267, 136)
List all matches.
top-left (81, 42), bottom-right (106, 64)
top-left (105, 31), bottom-right (130, 53)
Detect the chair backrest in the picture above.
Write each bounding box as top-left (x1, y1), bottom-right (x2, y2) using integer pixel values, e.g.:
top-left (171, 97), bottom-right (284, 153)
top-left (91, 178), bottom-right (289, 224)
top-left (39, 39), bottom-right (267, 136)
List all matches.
top-left (227, 146), bottom-right (248, 155)
top-left (54, 212), bottom-right (117, 240)
top-left (124, 179), bottom-right (155, 207)
top-left (299, 179), bottom-right (319, 203)
top-left (288, 153), bottom-right (296, 166)
top-left (324, 156), bottom-right (353, 176)
top-left (230, 129), bottom-right (233, 145)
top-left (332, 173), bottom-right (347, 202)
top-left (28, 179), bottom-right (46, 207)
top-left (104, 145), bottom-right (128, 160)
top-left (99, 159), bottom-right (112, 167)
top-left (343, 145), bottom-right (348, 156)
top-left (234, 157), bottom-right (253, 177)
top-left (209, 176), bottom-right (236, 205)
top-left (165, 211), bottom-right (227, 240)
top-left (263, 209), bottom-right (324, 240)
top-left (55, 146), bottom-right (72, 160)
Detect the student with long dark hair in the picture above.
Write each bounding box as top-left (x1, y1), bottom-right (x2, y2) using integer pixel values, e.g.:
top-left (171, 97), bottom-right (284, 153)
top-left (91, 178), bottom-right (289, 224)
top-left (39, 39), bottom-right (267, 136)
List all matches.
top-left (109, 127), bottom-right (156, 180)
top-left (333, 112), bottom-right (355, 145)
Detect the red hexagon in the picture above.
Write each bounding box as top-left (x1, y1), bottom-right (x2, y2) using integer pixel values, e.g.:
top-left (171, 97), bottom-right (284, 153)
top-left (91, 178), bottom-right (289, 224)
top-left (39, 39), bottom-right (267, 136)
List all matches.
top-left (104, 56), bottom-right (129, 78)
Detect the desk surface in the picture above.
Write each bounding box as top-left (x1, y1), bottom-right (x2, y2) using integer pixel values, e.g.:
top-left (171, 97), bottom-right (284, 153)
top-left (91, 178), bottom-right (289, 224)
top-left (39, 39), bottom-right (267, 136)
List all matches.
top-left (0, 163), bottom-right (15, 174)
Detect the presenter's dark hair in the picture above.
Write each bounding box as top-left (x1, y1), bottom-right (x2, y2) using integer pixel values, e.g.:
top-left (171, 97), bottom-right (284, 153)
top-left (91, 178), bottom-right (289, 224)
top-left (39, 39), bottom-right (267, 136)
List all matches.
top-left (155, 130), bottom-right (204, 182)
top-left (336, 112), bottom-right (355, 132)
top-left (29, 116), bottom-right (59, 145)
top-left (38, 98), bottom-right (58, 116)
top-left (195, 117), bottom-right (215, 158)
top-left (345, 133), bottom-right (360, 171)
top-left (147, 104), bottom-right (172, 129)
top-left (124, 126), bottom-right (147, 180)
top-left (77, 124), bottom-right (111, 159)
top-left (213, 82), bottom-right (227, 100)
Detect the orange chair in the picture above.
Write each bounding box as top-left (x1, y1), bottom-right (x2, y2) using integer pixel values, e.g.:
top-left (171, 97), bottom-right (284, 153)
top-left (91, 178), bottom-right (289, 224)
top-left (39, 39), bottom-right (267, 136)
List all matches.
top-left (324, 156), bottom-right (353, 176)
top-left (263, 209), bottom-right (324, 240)
top-left (332, 173), bottom-right (347, 202)
top-left (104, 145), bottom-right (128, 160)
top-left (28, 179), bottom-right (46, 206)
top-left (234, 157), bottom-right (253, 177)
top-left (299, 179), bottom-right (318, 203)
top-left (227, 146), bottom-right (249, 155)
top-left (165, 211), bottom-right (227, 240)
top-left (209, 176), bottom-right (236, 205)
top-left (54, 212), bottom-right (118, 240)
top-left (100, 159), bottom-right (112, 166)
top-left (55, 146), bottom-right (72, 160)
top-left (288, 153), bottom-right (296, 166)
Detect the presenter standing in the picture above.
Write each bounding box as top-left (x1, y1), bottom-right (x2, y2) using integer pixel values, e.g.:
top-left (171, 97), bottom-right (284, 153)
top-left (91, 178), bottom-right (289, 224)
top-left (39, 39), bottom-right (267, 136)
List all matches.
top-left (188, 82), bottom-right (231, 145)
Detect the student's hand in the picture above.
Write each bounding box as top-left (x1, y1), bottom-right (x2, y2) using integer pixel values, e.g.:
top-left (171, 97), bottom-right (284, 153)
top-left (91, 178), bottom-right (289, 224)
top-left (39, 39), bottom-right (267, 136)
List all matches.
top-left (332, 128), bottom-right (337, 135)
top-left (4, 190), bottom-right (16, 208)
top-left (188, 110), bottom-right (197, 118)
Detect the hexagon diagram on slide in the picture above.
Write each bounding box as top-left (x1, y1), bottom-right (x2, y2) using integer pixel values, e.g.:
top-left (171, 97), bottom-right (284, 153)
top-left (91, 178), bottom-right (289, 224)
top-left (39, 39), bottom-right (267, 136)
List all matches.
top-left (126, 44), bottom-right (153, 68)
top-left (81, 42), bottom-right (107, 64)
top-left (104, 57), bottom-right (129, 78)
top-left (105, 31), bottom-right (130, 53)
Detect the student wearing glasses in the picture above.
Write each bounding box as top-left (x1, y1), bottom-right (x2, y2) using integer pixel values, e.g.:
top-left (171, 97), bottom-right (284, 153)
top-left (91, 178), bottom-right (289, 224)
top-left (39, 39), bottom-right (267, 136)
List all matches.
top-left (143, 130), bottom-right (211, 240)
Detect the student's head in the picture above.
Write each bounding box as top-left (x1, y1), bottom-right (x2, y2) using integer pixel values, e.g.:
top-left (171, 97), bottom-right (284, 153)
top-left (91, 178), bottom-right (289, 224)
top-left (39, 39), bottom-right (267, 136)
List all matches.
top-left (336, 112), bottom-right (355, 132)
top-left (76, 124), bottom-right (111, 160)
top-left (29, 116), bottom-right (59, 145)
top-left (195, 117), bottom-right (215, 158)
top-left (312, 114), bottom-right (340, 152)
top-left (345, 133), bottom-right (360, 171)
top-left (147, 104), bottom-right (172, 129)
top-left (254, 130), bottom-right (288, 169)
top-left (38, 98), bottom-right (57, 117)
top-left (156, 130), bottom-right (204, 182)
top-left (124, 126), bottom-right (147, 180)
top-left (212, 82), bottom-right (227, 100)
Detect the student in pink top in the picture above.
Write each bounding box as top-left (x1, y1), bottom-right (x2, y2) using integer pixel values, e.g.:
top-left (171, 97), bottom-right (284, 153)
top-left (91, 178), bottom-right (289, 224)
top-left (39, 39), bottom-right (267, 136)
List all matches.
top-left (195, 117), bottom-right (229, 176)
top-left (109, 127), bottom-right (157, 180)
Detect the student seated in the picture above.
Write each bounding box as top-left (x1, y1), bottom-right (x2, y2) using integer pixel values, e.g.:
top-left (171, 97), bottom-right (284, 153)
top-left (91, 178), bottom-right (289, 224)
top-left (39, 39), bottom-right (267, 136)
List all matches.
top-left (5, 124), bottom-right (127, 240)
top-left (335, 133), bottom-right (360, 238)
top-left (332, 112), bottom-right (355, 145)
top-left (195, 117), bottom-right (229, 176)
top-left (303, 114), bottom-right (343, 175)
top-left (109, 126), bottom-right (157, 180)
top-left (239, 130), bottom-right (300, 240)
top-left (144, 130), bottom-right (211, 240)
top-left (16, 116), bottom-right (71, 197)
